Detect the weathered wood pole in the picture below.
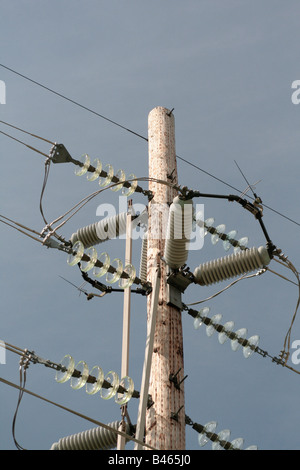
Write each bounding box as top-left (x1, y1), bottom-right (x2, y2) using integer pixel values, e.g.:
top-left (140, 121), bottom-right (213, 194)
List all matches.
top-left (145, 106), bottom-right (186, 450)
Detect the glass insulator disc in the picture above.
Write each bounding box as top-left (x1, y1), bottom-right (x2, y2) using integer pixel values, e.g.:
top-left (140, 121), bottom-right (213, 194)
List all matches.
top-left (119, 264), bottom-right (136, 289)
top-left (100, 371), bottom-right (120, 400)
top-left (70, 361), bottom-right (89, 390)
top-left (206, 313), bottom-right (222, 337)
top-left (67, 241), bottom-right (84, 266)
top-left (223, 230), bottom-right (238, 252)
top-left (230, 437), bottom-right (244, 450)
top-left (245, 445), bottom-right (258, 450)
top-left (198, 421), bottom-right (217, 447)
top-left (115, 376), bottom-right (135, 405)
top-left (80, 246), bottom-right (98, 272)
top-left (234, 236), bottom-right (249, 254)
top-left (243, 334), bottom-right (259, 358)
top-left (99, 163), bottom-right (114, 187)
top-left (193, 209), bottom-right (205, 231)
top-left (75, 154), bottom-right (90, 176)
top-left (87, 158), bottom-right (102, 181)
top-left (122, 174), bottom-right (138, 197)
top-left (55, 355), bottom-right (75, 383)
top-left (193, 316), bottom-right (203, 330)
top-left (111, 169), bottom-right (126, 192)
top-left (218, 320), bottom-right (235, 344)
top-left (231, 328), bottom-right (247, 351)
top-left (211, 224), bottom-right (226, 245)
top-left (93, 252), bottom-right (110, 277)
top-left (106, 258), bottom-right (123, 284)
top-left (193, 306), bottom-right (210, 330)
top-left (195, 209), bottom-right (205, 225)
top-left (86, 365), bottom-right (104, 395)
top-left (212, 429), bottom-right (231, 450)
top-left (204, 218), bottom-right (215, 236)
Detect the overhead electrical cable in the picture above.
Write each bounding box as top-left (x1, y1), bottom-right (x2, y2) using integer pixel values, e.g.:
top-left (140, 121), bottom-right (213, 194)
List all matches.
top-left (0, 215), bottom-right (44, 244)
top-left (0, 64), bottom-right (299, 227)
top-left (0, 341), bottom-right (154, 449)
top-left (265, 266), bottom-right (299, 287)
top-left (12, 352), bottom-right (30, 450)
top-left (278, 256), bottom-right (300, 364)
top-left (0, 129), bottom-right (49, 159)
top-left (186, 271), bottom-right (265, 306)
top-left (0, 376), bottom-right (155, 450)
top-left (41, 176), bottom-right (178, 241)
top-left (0, 64), bottom-right (299, 452)
top-left (0, 119), bottom-right (55, 145)
top-left (0, 64), bottom-right (148, 142)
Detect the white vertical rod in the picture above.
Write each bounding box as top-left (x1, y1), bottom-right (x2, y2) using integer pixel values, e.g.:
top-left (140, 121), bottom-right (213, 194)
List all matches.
top-left (117, 202), bottom-right (133, 450)
top-left (134, 265), bottom-right (161, 450)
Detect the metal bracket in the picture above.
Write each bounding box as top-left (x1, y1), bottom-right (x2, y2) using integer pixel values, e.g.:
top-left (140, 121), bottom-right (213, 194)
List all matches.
top-left (169, 368), bottom-right (188, 390)
top-left (49, 143), bottom-right (74, 164)
top-left (166, 267), bottom-right (193, 310)
top-left (167, 283), bottom-right (183, 310)
top-left (171, 405), bottom-right (184, 422)
top-left (167, 267), bottom-right (194, 293)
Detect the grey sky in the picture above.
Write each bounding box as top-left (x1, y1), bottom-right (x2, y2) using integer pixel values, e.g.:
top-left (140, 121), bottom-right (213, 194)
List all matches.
top-left (1, 1), bottom-right (300, 450)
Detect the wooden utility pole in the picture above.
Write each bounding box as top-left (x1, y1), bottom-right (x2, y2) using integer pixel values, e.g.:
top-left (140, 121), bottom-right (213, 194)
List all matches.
top-left (145, 106), bottom-right (186, 450)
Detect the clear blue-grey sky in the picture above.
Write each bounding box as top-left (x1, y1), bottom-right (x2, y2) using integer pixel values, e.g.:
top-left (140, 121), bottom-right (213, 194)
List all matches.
top-left (1, 0), bottom-right (300, 451)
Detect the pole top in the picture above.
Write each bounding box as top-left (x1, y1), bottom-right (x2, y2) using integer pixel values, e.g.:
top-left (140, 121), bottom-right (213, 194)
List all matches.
top-left (148, 106), bottom-right (175, 118)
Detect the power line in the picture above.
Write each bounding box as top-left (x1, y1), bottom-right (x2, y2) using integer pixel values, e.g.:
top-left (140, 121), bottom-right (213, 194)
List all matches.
top-left (0, 64), bottom-right (148, 142)
top-left (0, 64), bottom-right (300, 448)
top-left (1, 64), bottom-right (299, 228)
top-left (0, 119), bottom-right (55, 145)
top-left (0, 376), bottom-right (155, 450)
top-left (0, 81), bottom-right (298, 448)
top-left (0, 214), bottom-right (44, 244)
top-left (0, 129), bottom-right (49, 158)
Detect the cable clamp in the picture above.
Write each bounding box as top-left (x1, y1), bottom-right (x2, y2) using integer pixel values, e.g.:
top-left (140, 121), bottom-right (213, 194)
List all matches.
top-left (19, 349), bottom-right (31, 371)
top-left (42, 233), bottom-right (71, 253)
top-left (256, 268), bottom-right (267, 276)
top-left (40, 223), bottom-right (53, 237)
